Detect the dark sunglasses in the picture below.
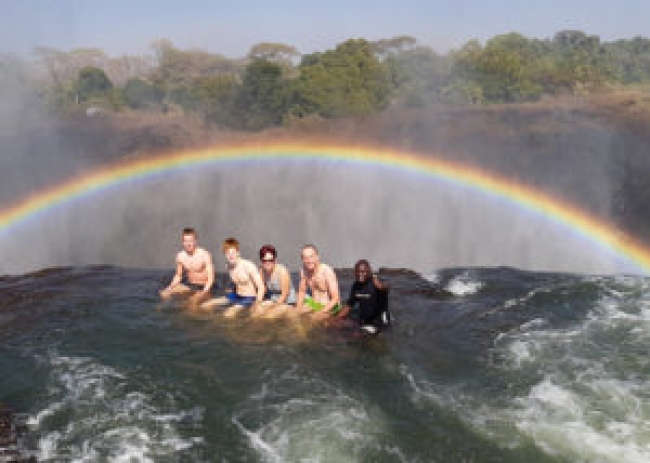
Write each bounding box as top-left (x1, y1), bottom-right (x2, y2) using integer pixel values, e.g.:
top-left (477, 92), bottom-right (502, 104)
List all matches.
top-left (262, 258), bottom-right (275, 263)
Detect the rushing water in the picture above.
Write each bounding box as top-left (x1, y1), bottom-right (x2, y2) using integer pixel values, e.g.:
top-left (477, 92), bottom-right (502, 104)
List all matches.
top-left (1, 265), bottom-right (649, 462)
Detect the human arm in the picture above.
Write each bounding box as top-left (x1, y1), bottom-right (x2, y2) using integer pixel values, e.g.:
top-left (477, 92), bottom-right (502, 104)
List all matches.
top-left (373, 274), bottom-right (389, 291)
top-left (248, 261), bottom-right (265, 302)
top-left (202, 251), bottom-right (215, 294)
top-left (296, 269), bottom-right (307, 310)
top-left (337, 283), bottom-right (356, 318)
top-left (323, 266), bottom-right (341, 315)
top-left (258, 266), bottom-right (268, 298)
top-left (337, 305), bottom-right (351, 318)
top-left (160, 258), bottom-right (184, 298)
top-left (277, 265), bottom-right (291, 304)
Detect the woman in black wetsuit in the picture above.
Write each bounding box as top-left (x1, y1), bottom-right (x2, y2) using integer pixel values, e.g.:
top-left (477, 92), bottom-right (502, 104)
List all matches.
top-left (338, 259), bottom-right (391, 333)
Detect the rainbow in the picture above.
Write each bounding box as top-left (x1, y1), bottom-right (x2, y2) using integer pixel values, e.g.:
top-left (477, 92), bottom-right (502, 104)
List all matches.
top-left (1, 141), bottom-right (650, 273)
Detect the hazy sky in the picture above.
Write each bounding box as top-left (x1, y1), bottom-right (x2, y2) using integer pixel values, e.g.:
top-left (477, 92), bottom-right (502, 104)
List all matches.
top-left (2, 0), bottom-right (649, 58)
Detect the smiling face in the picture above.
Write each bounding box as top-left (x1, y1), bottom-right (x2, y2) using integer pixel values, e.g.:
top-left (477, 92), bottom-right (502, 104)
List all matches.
top-left (224, 246), bottom-right (239, 265)
top-left (261, 252), bottom-right (276, 271)
top-left (301, 246), bottom-right (319, 272)
top-left (354, 262), bottom-right (371, 283)
top-left (182, 233), bottom-right (197, 255)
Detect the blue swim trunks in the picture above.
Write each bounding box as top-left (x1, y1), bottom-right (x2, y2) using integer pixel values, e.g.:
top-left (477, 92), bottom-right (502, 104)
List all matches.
top-left (226, 292), bottom-right (256, 307)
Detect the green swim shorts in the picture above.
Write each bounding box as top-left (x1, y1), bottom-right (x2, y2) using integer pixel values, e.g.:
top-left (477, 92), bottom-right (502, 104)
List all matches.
top-left (304, 296), bottom-right (342, 315)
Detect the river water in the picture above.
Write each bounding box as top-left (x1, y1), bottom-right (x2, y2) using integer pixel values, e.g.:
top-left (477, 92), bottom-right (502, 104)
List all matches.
top-left (1, 265), bottom-right (648, 462)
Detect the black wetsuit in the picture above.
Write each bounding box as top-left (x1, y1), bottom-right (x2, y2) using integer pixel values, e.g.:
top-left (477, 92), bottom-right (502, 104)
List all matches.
top-left (346, 279), bottom-right (390, 328)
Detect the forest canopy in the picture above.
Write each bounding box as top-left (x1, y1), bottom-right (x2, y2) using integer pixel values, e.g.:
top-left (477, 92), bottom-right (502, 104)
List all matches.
top-left (4, 31), bottom-right (650, 130)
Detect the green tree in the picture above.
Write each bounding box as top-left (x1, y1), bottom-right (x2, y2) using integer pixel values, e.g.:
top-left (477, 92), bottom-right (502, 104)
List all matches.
top-left (382, 43), bottom-right (452, 106)
top-left (451, 34), bottom-right (542, 103)
top-left (121, 77), bottom-right (163, 109)
top-left (291, 39), bottom-right (393, 118)
top-left (604, 37), bottom-right (650, 84)
top-left (228, 59), bottom-right (289, 130)
top-left (549, 30), bottom-right (615, 91)
top-left (149, 39), bottom-right (243, 109)
top-left (34, 47), bottom-right (113, 111)
top-left (194, 74), bottom-right (239, 125)
top-left (75, 66), bottom-right (113, 102)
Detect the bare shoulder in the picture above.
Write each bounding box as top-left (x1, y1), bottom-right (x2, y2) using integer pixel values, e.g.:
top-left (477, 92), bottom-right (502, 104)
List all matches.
top-left (276, 263), bottom-right (289, 274)
top-left (176, 250), bottom-right (186, 263)
top-left (320, 263), bottom-right (335, 277)
top-left (242, 259), bottom-right (258, 272)
top-left (197, 247), bottom-right (212, 260)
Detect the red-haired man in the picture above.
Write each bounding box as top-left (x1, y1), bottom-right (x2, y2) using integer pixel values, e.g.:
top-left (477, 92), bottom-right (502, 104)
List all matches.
top-left (202, 237), bottom-right (264, 315)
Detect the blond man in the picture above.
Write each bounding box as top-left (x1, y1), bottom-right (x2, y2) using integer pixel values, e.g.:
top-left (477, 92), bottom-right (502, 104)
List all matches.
top-left (296, 244), bottom-right (341, 319)
top-left (160, 227), bottom-right (215, 305)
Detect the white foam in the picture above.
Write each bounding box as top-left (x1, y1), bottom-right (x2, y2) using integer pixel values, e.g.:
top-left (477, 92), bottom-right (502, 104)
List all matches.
top-left (233, 367), bottom-right (399, 462)
top-left (505, 339), bottom-right (536, 365)
top-left (401, 277), bottom-right (650, 462)
top-left (234, 400), bottom-right (371, 462)
top-left (27, 400), bottom-right (64, 427)
top-left (503, 285), bottom-right (554, 309)
top-left (29, 352), bottom-right (204, 461)
top-left (519, 318), bottom-right (547, 331)
top-left (399, 364), bottom-right (449, 410)
top-left (36, 431), bottom-right (61, 460)
top-left (420, 271), bottom-right (440, 284)
top-left (513, 378), bottom-right (650, 463)
top-left (445, 273), bottom-right (483, 296)
top-left (504, 287), bottom-right (650, 461)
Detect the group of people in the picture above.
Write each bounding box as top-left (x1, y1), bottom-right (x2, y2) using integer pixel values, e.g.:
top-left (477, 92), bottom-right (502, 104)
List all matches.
top-left (159, 227), bottom-right (391, 332)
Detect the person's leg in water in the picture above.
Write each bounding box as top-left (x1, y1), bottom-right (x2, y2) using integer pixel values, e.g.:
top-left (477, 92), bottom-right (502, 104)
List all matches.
top-left (222, 293), bottom-right (256, 318)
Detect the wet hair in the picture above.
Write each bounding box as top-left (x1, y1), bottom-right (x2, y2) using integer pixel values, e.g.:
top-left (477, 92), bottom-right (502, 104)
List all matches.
top-left (354, 259), bottom-right (372, 274)
top-left (222, 237), bottom-right (239, 253)
top-left (182, 227), bottom-right (196, 237)
top-left (259, 244), bottom-right (277, 260)
top-left (301, 244), bottom-right (319, 255)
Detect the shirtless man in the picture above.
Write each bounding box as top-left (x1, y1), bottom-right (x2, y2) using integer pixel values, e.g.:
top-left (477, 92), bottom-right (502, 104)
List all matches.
top-left (296, 244), bottom-right (341, 319)
top-left (160, 227), bottom-right (215, 305)
top-left (202, 238), bottom-right (264, 315)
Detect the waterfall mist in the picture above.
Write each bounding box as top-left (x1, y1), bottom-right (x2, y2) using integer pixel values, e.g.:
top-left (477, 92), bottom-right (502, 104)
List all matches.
top-left (0, 53), bottom-right (637, 276)
top-left (0, 161), bottom-right (631, 275)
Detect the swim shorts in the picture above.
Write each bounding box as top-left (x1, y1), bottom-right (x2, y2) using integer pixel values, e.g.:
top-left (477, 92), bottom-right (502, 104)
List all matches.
top-left (181, 278), bottom-right (213, 294)
top-left (226, 292), bottom-right (256, 307)
top-left (304, 296), bottom-right (342, 315)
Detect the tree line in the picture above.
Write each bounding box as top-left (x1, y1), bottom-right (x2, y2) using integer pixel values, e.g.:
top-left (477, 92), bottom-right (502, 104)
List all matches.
top-left (4, 31), bottom-right (650, 130)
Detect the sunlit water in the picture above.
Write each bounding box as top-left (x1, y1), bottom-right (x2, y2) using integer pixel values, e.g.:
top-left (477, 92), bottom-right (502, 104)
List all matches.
top-left (1, 266), bottom-right (649, 462)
